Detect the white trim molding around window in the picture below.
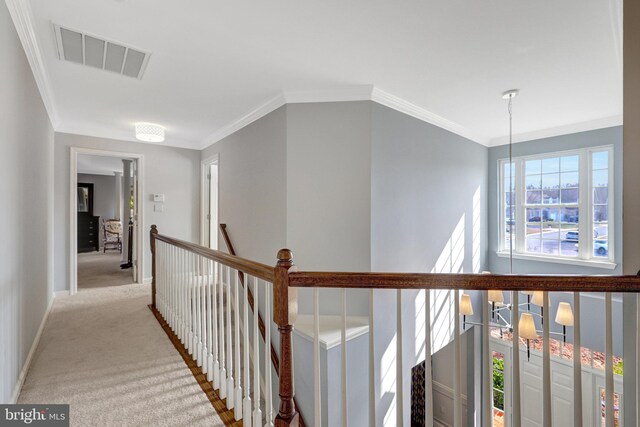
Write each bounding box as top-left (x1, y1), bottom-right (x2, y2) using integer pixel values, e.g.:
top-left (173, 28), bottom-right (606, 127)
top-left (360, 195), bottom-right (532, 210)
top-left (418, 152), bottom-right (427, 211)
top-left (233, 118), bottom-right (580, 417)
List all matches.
top-left (497, 145), bottom-right (616, 269)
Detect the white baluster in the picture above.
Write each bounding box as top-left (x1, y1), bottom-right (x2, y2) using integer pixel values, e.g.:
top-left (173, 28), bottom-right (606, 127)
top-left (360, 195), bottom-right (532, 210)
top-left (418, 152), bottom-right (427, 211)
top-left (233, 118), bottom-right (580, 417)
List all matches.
top-left (171, 245), bottom-right (175, 327)
top-left (219, 262), bottom-right (227, 399)
top-left (424, 289), bottom-right (433, 427)
top-left (453, 289), bottom-right (461, 427)
top-left (173, 247), bottom-right (178, 338)
top-left (196, 255), bottom-right (203, 365)
top-left (542, 291), bottom-right (551, 426)
top-left (314, 287), bottom-right (321, 427)
top-left (573, 292), bottom-right (583, 427)
top-left (198, 256), bottom-right (211, 374)
top-left (264, 280), bottom-right (274, 427)
top-left (180, 246), bottom-right (188, 347)
top-left (605, 292), bottom-right (614, 427)
top-left (162, 241), bottom-right (168, 320)
top-left (253, 277), bottom-right (262, 426)
top-left (162, 242), bottom-right (168, 320)
top-left (341, 289), bottom-right (348, 427)
top-left (207, 260), bottom-right (215, 382)
top-left (173, 246), bottom-right (178, 332)
top-left (157, 242), bottom-right (163, 315)
top-left (243, 274), bottom-right (253, 426)
top-left (235, 271), bottom-right (243, 420)
top-left (192, 253), bottom-right (199, 360)
top-left (369, 289), bottom-right (376, 427)
top-left (201, 258), bottom-right (206, 364)
top-left (212, 261), bottom-right (220, 387)
top-left (187, 252), bottom-right (194, 354)
top-left (167, 244), bottom-right (173, 328)
top-left (157, 242), bottom-right (162, 315)
top-left (512, 291), bottom-right (521, 427)
top-left (396, 289), bottom-right (404, 427)
top-left (226, 266), bottom-right (235, 409)
top-left (482, 290), bottom-right (491, 426)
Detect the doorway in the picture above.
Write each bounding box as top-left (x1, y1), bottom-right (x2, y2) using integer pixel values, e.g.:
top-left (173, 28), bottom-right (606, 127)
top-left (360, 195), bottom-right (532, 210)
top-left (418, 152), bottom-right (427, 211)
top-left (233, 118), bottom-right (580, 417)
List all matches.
top-left (201, 155), bottom-right (219, 249)
top-left (70, 147), bottom-right (144, 294)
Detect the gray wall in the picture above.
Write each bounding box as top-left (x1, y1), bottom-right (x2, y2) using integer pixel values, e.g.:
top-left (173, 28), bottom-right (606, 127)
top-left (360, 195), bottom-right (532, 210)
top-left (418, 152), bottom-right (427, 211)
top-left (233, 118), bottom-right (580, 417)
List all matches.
top-left (286, 102), bottom-right (372, 316)
top-left (201, 106), bottom-right (287, 266)
top-left (370, 103), bottom-right (489, 425)
top-left (0, 1), bottom-right (54, 403)
top-left (201, 101), bottom-right (490, 425)
top-left (201, 103), bottom-right (373, 315)
top-left (54, 133), bottom-right (200, 291)
top-left (77, 173), bottom-right (117, 248)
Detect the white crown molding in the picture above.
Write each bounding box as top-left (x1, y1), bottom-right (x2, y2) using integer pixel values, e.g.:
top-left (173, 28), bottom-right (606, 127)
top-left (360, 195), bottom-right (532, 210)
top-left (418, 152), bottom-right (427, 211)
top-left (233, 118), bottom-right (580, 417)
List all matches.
top-left (5, 0), bottom-right (61, 128)
top-left (284, 85), bottom-right (374, 104)
top-left (370, 87), bottom-right (489, 145)
top-left (201, 85), bottom-right (488, 149)
top-left (201, 93), bottom-right (286, 149)
top-left (488, 115), bottom-right (623, 147)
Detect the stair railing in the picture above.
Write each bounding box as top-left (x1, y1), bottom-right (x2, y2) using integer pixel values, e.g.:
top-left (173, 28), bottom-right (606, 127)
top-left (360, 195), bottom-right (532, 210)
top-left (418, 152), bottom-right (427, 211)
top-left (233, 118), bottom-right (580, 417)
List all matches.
top-left (151, 224), bottom-right (640, 427)
top-left (151, 224), bottom-right (300, 426)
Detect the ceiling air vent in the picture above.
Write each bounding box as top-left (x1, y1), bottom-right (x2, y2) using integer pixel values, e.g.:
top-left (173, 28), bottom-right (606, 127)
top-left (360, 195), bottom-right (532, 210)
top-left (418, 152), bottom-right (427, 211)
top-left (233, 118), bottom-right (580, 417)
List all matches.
top-left (53, 24), bottom-right (151, 79)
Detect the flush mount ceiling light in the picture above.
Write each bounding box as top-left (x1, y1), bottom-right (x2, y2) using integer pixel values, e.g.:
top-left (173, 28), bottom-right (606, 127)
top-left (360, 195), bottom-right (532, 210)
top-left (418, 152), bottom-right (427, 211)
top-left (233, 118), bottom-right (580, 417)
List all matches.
top-left (135, 123), bottom-right (165, 142)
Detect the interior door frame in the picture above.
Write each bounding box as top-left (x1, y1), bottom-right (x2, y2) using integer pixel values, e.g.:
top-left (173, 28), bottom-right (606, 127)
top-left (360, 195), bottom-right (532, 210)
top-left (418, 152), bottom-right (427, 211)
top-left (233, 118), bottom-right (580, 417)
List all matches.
top-left (69, 147), bottom-right (145, 295)
top-left (200, 154), bottom-right (219, 248)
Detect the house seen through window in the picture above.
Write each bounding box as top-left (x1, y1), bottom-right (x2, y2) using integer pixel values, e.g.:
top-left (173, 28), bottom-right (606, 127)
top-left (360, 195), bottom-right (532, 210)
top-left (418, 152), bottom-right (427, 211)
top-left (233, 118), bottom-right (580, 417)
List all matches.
top-left (500, 146), bottom-right (613, 263)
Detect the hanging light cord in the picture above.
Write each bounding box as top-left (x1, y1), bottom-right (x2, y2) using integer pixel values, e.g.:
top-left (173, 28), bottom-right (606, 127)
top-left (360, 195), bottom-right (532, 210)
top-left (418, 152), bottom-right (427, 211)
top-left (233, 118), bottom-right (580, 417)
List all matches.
top-left (508, 96), bottom-right (514, 275)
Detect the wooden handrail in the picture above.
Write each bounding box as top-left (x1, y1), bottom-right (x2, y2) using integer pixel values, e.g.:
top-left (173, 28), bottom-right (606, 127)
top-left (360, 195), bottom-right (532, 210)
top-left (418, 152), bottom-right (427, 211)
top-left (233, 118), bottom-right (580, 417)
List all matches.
top-left (220, 224), bottom-right (306, 427)
top-left (154, 233), bottom-right (274, 282)
top-left (288, 271), bottom-right (640, 291)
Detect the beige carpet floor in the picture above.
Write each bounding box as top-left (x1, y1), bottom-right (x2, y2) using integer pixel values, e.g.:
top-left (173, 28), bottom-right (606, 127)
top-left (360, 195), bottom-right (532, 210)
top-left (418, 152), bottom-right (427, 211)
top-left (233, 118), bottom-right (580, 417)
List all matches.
top-left (78, 252), bottom-right (134, 289)
top-left (18, 283), bottom-right (224, 427)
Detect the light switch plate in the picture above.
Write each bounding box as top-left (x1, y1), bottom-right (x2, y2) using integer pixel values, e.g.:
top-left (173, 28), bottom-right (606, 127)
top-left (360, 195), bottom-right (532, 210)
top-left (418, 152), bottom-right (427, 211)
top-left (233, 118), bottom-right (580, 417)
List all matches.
top-left (154, 203), bottom-right (164, 212)
top-left (153, 194), bottom-right (165, 202)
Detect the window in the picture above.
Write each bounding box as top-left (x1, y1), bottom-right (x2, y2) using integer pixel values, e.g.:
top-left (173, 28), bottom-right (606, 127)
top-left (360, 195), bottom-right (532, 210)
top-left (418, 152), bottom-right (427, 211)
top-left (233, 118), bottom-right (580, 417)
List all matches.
top-left (499, 146), bottom-right (613, 265)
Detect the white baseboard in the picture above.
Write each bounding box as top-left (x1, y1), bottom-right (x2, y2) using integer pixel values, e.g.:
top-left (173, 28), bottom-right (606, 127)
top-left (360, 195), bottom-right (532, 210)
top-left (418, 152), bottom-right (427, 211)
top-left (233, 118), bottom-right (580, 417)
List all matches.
top-left (143, 277), bottom-right (152, 285)
top-left (9, 294), bottom-right (55, 403)
top-left (54, 290), bottom-right (69, 297)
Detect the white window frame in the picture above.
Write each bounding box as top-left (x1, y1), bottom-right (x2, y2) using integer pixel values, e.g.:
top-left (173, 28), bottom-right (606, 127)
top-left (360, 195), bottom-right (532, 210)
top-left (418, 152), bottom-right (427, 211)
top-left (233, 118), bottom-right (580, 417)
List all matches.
top-left (497, 145), bottom-right (615, 269)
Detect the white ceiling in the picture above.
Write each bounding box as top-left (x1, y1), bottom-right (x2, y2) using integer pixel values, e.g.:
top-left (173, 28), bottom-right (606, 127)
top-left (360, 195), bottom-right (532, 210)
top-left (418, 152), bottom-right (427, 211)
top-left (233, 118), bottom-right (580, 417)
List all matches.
top-left (20, 0), bottom-right (622, 148)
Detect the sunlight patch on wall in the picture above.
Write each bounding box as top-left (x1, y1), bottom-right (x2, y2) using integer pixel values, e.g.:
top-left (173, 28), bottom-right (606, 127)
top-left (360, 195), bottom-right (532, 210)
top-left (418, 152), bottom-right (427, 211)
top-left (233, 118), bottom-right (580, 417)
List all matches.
top-left (430, 214), bottom-right (465, 354)
top-left (381, 332), bottom-right (398, 426)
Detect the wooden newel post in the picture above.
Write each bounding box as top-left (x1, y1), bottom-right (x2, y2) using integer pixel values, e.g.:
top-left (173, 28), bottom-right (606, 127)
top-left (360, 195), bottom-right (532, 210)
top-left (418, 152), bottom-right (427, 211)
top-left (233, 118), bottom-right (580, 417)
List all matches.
top-left (150, 224), bottom-right (158, 309)
top-left (274, 249), bottom-right (300, 427)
